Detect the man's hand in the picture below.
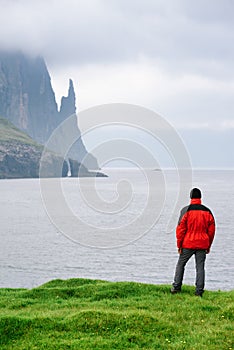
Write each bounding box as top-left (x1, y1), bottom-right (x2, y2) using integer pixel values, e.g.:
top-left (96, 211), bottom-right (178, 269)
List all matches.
top-left (178, 248), bottom-right (183, 254)
top-left (206, 248), bottom-right (210, 254)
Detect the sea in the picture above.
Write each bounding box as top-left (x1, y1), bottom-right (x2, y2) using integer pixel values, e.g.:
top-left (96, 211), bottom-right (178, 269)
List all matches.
top-left (0, 169), bottom-right (233, 291)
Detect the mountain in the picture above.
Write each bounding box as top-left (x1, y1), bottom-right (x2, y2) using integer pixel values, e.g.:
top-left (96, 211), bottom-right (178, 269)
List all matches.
top-left (0, 51), bottom-right (98, 169)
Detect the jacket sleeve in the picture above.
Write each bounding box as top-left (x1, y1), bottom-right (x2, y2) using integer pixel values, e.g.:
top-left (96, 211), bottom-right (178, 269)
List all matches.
top-left (176, 209), bottom-right (188, 248)
top-left (207, 212), bottom-right (215, 248)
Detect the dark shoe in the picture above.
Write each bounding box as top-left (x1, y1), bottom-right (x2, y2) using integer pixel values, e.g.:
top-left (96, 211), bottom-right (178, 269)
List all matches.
top-left (195, 292), bottom-right (203, 297)
top-left (170, 288), bottom-right (181, 294)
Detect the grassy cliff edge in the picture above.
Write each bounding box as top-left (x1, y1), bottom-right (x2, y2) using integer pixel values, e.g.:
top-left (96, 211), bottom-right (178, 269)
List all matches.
top-left (0, 117), bottom-right (41, 146)
top-left (0, 278), bottom-right (233, 349)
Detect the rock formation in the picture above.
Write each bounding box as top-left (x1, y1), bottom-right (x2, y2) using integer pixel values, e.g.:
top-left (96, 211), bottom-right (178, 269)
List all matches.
top-left (60, 79), bottom-right (76, 119)
top-left (69, 158), bottom-right (107, 178)
top-left (0, 51), bottom-right (98, 169)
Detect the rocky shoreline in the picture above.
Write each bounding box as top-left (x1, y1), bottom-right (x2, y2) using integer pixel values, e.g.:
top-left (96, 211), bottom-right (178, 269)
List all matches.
top-left (0, 140), bottom-right (107, 179)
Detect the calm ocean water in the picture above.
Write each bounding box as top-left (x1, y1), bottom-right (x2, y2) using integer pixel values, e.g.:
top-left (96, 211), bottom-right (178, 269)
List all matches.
top-left (0, 169), bottom-right (233, 291)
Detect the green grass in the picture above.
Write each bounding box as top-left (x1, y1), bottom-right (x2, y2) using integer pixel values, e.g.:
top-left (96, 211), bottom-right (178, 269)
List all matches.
top-left (0, 279), bottom-right (233, 349)
top-left (0, 116), bottom-right (40, 146)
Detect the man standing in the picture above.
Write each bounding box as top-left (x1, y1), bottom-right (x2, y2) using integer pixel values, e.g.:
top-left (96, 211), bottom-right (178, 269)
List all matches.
top-left (171, 188), bottom-right (215, 296)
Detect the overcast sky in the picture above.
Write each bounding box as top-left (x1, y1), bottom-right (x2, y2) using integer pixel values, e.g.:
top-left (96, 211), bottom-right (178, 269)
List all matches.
top-left (0, 0), bottom-right (233, 167)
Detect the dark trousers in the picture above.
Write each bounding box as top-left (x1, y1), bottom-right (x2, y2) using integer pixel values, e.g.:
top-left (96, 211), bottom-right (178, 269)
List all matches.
top-left (173, 248), bottom-right (206, 294)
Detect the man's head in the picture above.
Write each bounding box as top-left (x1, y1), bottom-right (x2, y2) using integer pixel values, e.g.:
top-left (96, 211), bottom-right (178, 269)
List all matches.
top-left (190, 188), bottom-right (202, 199)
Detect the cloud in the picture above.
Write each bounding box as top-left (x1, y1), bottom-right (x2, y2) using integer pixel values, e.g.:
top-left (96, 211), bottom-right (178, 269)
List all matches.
top-left (0, 0), bottom-right (233, 75)
top-left (1, 0), bottom-right (234, 128)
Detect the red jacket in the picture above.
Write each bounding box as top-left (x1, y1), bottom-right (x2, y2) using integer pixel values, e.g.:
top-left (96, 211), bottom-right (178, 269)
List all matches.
top-left (176, 198), bottom-right (215, 250)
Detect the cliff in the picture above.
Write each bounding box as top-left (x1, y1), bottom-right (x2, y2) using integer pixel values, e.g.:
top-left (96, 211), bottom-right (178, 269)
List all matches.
top-left (0, 51), bottom-right (98, 169)
top-left (0, 116), bottom-right (107, 179)
top-left (0, 117), bottom-right (68, 178)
